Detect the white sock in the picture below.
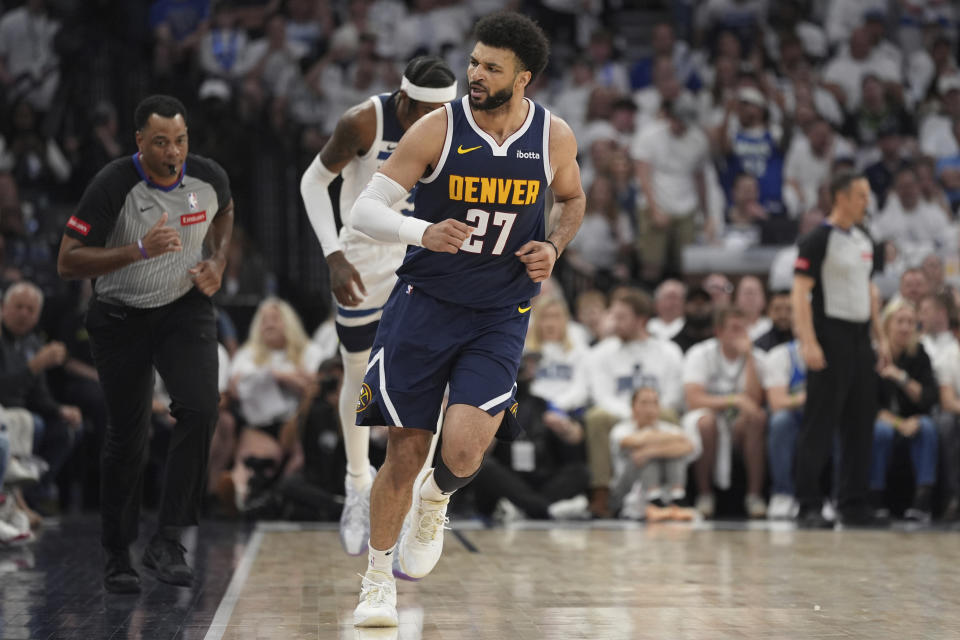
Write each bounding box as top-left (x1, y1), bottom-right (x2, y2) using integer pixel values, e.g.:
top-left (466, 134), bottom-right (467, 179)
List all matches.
top-left (367, 543), bottom-right (395, 574)
top-left (347, 468), bottom-right (373, 491)
top-left (340, 347), bottom-right (372, 480)
top-left (420, 469), bottom-right (449, 502)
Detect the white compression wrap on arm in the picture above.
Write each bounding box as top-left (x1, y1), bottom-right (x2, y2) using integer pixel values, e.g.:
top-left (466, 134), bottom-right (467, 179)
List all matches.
top-left (350, 172), bottom-right (432, 246)
top-left (300, 155), bottom-right (342, 257)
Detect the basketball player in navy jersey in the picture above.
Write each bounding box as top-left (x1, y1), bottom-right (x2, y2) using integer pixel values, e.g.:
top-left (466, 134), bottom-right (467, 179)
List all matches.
top-left (300, 56), bottom-right (457, 558)
top-left (347, 12), bottom-right (585, 627)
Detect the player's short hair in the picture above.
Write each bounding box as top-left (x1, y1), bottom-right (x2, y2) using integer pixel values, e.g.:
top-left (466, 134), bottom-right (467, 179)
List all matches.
top-left (829, 169), bottom-right (865, 199)
top-left (613, 288), bottom-right (653, 320)
top-left (135, 95), bottom-right (188, 131)
top-left (403, 55), bottom-right (456, 93)
top-left (474, 11), bottom-right (550, 81)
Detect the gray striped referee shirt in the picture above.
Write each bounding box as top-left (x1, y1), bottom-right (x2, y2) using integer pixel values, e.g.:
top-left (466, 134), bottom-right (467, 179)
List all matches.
top-left (64, 152), bottom-right (231, 308)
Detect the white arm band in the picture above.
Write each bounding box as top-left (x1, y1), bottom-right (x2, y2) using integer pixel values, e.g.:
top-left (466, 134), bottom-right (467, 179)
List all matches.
top-left (350, 172), bottom-right (431, 246)
top-left (300, 155), bottom-right (342, 257)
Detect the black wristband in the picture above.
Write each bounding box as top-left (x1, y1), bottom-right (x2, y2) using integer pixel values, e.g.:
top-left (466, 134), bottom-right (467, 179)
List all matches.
top-left (545, 239), bottom-right (560, 258)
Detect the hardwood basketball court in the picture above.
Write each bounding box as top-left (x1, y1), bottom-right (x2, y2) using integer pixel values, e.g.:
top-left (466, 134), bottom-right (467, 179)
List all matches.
top-left (203, 520), bottom-right (960, 640)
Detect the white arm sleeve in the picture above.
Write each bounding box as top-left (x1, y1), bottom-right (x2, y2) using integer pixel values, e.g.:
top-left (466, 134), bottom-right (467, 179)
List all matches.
top-left (300, 155), bottom-right (343, 257)
top-left (350, 172), bottom-right (432, 246)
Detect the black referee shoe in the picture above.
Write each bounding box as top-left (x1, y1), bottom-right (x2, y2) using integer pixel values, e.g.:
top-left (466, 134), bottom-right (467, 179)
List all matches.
top-left (142, 535), bottom-right (194, 586)
top-left (104, 548), bottom-right (141, 594)
top-left (796, 509), bottom-right (833, 530)
top-left (837, 506), bottom-right (890, 529)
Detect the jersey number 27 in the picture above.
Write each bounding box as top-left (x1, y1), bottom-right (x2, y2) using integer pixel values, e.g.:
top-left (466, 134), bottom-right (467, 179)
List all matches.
top-left (461, 209), bottom-right (517, 255)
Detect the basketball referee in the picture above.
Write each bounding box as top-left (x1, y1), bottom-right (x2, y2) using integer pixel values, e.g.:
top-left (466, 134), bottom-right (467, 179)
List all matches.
top-left (57, 95), bottom-right (233, 593)
top-left (791, 171), bottom-right (888, 528)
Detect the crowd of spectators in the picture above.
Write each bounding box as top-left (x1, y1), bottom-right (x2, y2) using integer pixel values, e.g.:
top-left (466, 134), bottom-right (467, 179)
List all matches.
top-left (3, 0), bottom-right (960, 545)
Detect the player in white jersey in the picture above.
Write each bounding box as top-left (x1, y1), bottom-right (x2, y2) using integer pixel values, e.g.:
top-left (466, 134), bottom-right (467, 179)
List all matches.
top-left (300, 56), bottom-right (457, 556)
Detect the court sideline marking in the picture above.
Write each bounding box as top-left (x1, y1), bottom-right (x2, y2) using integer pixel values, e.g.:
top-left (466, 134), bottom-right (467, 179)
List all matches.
top-left (202, 527), bottom-right (265, 640)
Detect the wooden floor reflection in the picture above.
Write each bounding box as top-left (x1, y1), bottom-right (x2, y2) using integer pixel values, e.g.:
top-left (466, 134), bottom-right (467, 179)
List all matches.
top-left (213, 521), bottom-right (960, 640)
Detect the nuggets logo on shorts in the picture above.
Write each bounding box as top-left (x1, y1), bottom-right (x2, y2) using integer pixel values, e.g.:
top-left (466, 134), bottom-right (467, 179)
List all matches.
top-left (509, 402), bottom-right (518, 417)
top-left (356, 383), bottom-right (373, 412)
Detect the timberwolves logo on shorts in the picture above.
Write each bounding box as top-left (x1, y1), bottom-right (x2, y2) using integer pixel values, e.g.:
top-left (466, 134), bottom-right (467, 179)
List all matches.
top-left (356, 383), bottom-right (373, 412)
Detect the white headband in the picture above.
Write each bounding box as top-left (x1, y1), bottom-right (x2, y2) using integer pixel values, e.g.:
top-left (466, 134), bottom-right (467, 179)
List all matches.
top-left (401, 76), bottom-right (458, 103)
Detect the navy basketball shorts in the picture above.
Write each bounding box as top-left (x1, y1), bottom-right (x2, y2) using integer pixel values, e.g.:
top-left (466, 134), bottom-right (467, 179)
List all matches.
top-left (355, 281), bottom-right (530, 431)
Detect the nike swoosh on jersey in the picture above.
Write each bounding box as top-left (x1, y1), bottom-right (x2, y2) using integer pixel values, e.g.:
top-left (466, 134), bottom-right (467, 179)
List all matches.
top-left (518, 305), bottom-right (531, 314)
top-left (457, 144), bottom-right (482, 155)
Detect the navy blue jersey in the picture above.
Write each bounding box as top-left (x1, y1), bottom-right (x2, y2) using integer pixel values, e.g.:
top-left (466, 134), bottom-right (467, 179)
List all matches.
top-left (397, 96), bottom-right (553, 309)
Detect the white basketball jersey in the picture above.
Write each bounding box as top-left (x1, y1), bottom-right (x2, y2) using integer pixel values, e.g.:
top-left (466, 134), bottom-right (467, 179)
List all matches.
top-left (337, 93), bottom-right (413, 318)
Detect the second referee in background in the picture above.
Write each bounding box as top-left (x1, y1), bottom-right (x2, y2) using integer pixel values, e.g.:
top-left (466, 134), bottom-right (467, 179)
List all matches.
top-left (791, 171), bottom-right (889, 529)
top-left (57, 95), bottom-right (234, 593)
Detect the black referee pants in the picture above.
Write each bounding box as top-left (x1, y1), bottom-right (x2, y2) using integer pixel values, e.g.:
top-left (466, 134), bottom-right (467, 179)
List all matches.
top-left (86, 289), bottom-right (219, 551)
top-left (796, 321), bottom-right (878, 514)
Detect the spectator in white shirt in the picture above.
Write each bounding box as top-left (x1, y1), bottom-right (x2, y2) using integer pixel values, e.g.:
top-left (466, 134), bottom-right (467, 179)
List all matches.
top-left (632, 55), bottom-right (689, 132)
top-left (920, 74), bottom-right (960, 160)
top-left (633, 94), bottom-right (711, 282)
top-left (735, 275), bottom-right (772, 341)
top-left (198, 4), bottom-right (251, 79)
top-left (873, 166), bottom-right (953, 264)
top-left (583, 288), bottom-right (685, 517)
top-left (551, 59), bottom-right (596, 142)
top-left (564, 175), bottom-right (633, 289)
top-left (242, 13), bottom-right (307, 99)
top-left (609, 387), bottom-right (701, 520)
top-left (525, 296), bottom-right (590, 413)
top-left (648, 279), bottom-right (687, 340)
top-left (389, 0), bottom-right (470, 60)
top-left (785, 118), bottom-right (854, 215)
top-left (822, 26), bottom-right (903, 111)
top-left (228, 298), bottom-right (324, 510)
top-left (0, 0), bottom-right (60, 112)
top-left (907, 33), bottom-right (956, 107)
top-left (918, 292), bottom-right (959, 378)
top-left (682, 307), bottom-right (767, 519)
top-left (824, 0), bottom-right (888, 49)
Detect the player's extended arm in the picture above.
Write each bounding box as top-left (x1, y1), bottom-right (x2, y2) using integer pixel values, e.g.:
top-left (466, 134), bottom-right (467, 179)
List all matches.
top-left (300, 103), bottom-right (375, 305)
top-left (516, 115), bottom-right (585, 283)
top-left (350, 108), bottom-right (470, 252)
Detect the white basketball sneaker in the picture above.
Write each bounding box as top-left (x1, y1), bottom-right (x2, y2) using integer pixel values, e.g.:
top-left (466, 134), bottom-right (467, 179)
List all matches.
top-left (354, 569), bottom-right (398, 627)
top-left (341, 466), bottom-right (376, 556)
top-left (394, 471), bottom-right (449, 580)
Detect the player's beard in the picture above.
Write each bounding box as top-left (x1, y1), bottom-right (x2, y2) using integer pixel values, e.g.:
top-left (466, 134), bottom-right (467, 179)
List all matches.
top-left (470, 85), bottom-right (513, 111)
